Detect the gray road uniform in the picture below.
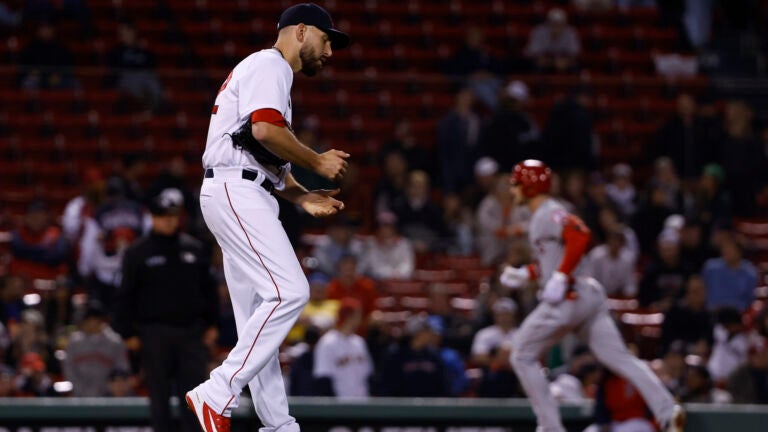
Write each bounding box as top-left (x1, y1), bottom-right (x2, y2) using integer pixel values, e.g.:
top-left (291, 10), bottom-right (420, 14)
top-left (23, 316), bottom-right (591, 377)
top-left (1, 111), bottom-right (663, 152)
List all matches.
top-left (505, 198), bottom-right (675, 432)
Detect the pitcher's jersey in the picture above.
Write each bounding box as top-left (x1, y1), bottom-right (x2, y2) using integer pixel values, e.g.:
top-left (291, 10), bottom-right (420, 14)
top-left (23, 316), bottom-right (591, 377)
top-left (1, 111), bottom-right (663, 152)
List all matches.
top-left (202, 48), bottom-right (292, 189)
top-left (528, 198), bottom-right (589, 282)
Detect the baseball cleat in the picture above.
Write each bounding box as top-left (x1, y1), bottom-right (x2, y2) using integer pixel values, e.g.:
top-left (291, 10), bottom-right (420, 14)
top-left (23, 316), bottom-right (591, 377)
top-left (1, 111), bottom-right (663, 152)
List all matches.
top-left (664, 403), bottom-right (686, 432)
top-left (186, 387), bottom-right (231, 432)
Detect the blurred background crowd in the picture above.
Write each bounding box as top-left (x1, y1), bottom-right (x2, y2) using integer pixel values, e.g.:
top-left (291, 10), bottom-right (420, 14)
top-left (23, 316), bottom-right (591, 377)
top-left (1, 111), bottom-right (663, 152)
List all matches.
top-left (1, 0), bottom-right (768, 421)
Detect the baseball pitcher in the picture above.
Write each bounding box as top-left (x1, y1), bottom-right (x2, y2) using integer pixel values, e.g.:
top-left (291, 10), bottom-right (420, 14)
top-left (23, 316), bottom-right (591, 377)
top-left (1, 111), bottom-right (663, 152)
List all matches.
top-left (501, 160), bottom-right (685, 432)
top-left (185, 4), bottom-right (350, 432)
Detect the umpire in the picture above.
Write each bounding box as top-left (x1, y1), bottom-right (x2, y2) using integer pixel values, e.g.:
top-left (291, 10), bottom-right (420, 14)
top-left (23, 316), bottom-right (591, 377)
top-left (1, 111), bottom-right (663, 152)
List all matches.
top-left (114, 187), bottom-right (218, 432)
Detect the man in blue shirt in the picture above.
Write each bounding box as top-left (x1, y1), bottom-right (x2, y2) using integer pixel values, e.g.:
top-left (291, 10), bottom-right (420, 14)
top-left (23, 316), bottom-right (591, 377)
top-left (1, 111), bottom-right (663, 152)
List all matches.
top-left (702, 237), bottom-right (757, 311)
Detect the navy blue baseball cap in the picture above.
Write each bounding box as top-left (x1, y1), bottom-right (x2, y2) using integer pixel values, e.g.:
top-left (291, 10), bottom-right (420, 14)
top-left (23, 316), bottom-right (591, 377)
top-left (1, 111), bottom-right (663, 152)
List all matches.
top-left (278, 3), bottom-right (350, 50)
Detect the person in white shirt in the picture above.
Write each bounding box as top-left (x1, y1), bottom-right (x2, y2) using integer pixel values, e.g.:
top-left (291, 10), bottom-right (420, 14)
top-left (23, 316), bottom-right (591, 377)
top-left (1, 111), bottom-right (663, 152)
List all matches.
top-left (708, 307), bottom-right (754, 383)
top-left (587, 227), bottom-right (638, 297)
top-left (359, 211), bottom-right (415, 280)
top-left (313, 298), bottom-right (373, 398)
top-left (471, 298), bottom-right (518, 367)
top-left (605, 163), bottom-right (636, 220)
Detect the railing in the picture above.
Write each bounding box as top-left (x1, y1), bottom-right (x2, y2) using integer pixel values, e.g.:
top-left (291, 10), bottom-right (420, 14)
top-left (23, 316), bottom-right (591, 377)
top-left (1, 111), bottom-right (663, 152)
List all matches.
top-left (1, 397), bottom-right (767, 432)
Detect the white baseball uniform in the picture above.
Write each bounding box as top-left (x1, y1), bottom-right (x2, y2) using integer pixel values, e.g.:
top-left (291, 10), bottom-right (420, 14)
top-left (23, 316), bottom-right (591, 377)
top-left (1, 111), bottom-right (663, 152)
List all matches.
top-left (509, 198), bottom-right (675, 432)
top-left (196, 48), bottom-right (305, 432)
top-left (313, 329), bottom-right (373, 398)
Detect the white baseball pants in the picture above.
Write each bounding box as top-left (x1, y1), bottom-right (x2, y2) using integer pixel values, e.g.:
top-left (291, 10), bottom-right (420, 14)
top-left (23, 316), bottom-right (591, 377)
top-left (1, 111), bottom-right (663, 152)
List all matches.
top-left (198, 168), bottom-right (308, 432)
top-left (511, 278), bottom-right (675, 432)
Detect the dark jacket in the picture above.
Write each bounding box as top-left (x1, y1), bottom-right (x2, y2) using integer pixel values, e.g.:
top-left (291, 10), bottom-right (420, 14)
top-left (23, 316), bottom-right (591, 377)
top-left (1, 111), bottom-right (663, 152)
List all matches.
top-left (114, 232), bottom-right (218, 338)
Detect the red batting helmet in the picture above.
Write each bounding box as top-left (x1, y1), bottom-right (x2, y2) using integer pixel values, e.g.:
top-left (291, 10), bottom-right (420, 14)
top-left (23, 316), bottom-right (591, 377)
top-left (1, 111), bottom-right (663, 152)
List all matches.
top-left (510, 159), bottom-right (552, 198)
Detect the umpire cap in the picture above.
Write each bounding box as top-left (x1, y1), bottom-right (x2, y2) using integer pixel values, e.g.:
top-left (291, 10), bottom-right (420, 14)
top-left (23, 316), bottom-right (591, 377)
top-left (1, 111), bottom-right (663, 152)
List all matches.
top-left (148, 188), bottom-right (184, 216)
top-left (278, 3), bottom-right (350, 49)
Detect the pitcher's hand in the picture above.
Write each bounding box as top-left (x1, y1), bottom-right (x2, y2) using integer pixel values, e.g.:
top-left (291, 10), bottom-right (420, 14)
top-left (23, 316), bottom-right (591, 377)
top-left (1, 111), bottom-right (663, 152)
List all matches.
top-left (298, 189), bottom-right (345, 217)
top-left (315, 149), bottom-right (350, 181)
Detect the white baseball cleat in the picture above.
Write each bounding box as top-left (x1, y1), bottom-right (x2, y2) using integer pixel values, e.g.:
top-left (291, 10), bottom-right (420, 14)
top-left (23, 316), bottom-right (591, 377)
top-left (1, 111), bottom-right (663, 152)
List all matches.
top-left (185, 386), bottom-right (231, 432)
top-left (664, 403), bottom-right (686, 432)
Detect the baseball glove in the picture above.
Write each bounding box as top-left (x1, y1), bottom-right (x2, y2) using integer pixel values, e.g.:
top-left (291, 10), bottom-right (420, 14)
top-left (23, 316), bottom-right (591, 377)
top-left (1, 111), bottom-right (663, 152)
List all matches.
top-left (227, 120), bottom-right (288, 167)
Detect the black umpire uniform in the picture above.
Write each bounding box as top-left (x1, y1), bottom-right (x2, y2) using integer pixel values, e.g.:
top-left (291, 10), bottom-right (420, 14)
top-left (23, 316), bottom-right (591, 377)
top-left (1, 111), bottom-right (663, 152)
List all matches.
top-left (114, 188), bottom-right (218, 432)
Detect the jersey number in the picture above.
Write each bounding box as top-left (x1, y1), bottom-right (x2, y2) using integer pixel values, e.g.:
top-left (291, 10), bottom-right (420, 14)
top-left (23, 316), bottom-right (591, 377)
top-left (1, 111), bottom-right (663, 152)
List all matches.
top-left (219, 70), bottom-right (233, 94)
top-left (212, 70), bottom-right (234, 115)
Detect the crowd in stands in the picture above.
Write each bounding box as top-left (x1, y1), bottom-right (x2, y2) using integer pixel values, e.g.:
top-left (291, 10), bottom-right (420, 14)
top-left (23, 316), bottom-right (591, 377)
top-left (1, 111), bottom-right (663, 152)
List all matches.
top-left (1, 3), bottom-right (768, 427)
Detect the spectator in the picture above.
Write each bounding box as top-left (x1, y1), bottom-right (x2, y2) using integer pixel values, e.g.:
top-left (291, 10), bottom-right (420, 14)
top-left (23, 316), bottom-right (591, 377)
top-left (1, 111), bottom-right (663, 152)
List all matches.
top-left (287, 273), bottom-right (340, 344)
top-left (392, 170), bottom-right (450, 252)
top-left (467, 157), bottom-right (500, 209)
top-left (8, 309), bottom-right (52, 370)
top-left (379, 314), bottom-right (447, 397)
top-left (587, 227), bottom-right (638, 298)
top-left (475, 176), bottom-right (530, 266)
top-left (660, 276), bottom-right (714, 355)
top-left (633, 184), bottom-right (678, 256)
top-left (437, 88), bottom-right (481, 195)
top-left (63, 302), bottom-right (129, 397)
top-left (475, 341), bottom-right (523, 398)
top-left (478, 81), bottom-right (540, 172)
top-left (62, 168), bottom-right (106, 244)
top-left (0, 276), bottom-right (25, 328)
top-left (605, 163), bottom-right (637, 220)
top-left (327, 254), bottom-right (378, 331)
top-left (539, 89), bottom-right (596, 172)
top-left (426, 283), bottom-right (475, 356)
top-left (470, 298), bottom-right (518, 368)
top-left (448, 27), bottom-right (502, 109)
top-left (0, 365), bottom-right (17, 397)
top-left (596, 205), bottom-right (640, 261)
top-left (708, 307), bottom-right (752, 383)
top-left (681, 363), bottom-right (733, 403)
top-left (688, 164), bottom-right (732, 246)
top-left (14, 351), bottom-right (56, 397)
top-left (288, 326), bottom-right (322, 396)
top-left (441, 193), bottom-right (475, 256)
top-left (107, 24), bottom-right (163, 113)
top-left (525, 8), bottom-right (581, 73)
top-left (659, 341), bottom-right (688, 396)
top-left (678, 216), bottom-right (714, 270)
top-left (727, 338), bottom-right (768, 404)
top-left (702, 236), bottom-right (757, 312)
top-left (646, 157), bottom-right (686, 213)
top-left (106, 369), bottom-right (136, 397)
top-left (78, 177), bottom-right (144, 315)
top-left (359, 212), bottom-right (415, 280)
top-left (426, 316), bottom-right (469, 397)
top-left (652, 93), bottom-right (718, 181)
top-left (115, 153), bottom-right (148, 204)
top-left (550, 362), bottom-right (601, 403)
top-left (311, 216), bottom-right (365, 276)
top-left (9, 200), bottom-right (69, 281)
top-left (313, 298), bottom-right (373, 398)
top-left (638, 230), bottom-right (695, 310)
top-left (584, 371), bottom-right (656, 432)
top-left (374, 150), bottom-right (409, 215)
top-left (719, 100), bottom-right (767, 216)
top-left (17, 23), bottom-right (77, 89)
top-left (379, 119), bottom-right (431, 175)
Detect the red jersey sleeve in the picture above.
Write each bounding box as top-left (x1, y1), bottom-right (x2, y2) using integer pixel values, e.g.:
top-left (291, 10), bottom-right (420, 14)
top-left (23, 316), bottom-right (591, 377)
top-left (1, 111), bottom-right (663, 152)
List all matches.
top-left (250, 108), bottom-right (286, 127)
top-left (557, 214), bottom-right (591, 276)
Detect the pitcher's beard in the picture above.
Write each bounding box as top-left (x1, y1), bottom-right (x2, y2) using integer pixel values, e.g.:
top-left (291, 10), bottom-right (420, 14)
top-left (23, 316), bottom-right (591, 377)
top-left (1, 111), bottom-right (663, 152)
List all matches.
top-left (300, 45), bottom-right (324, 76)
